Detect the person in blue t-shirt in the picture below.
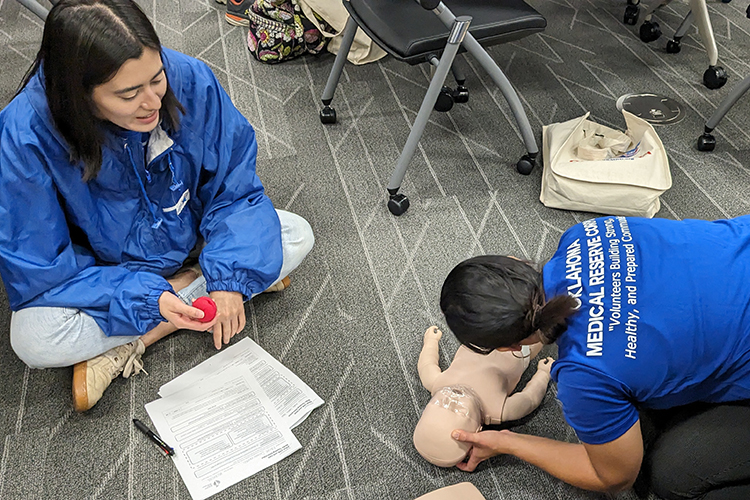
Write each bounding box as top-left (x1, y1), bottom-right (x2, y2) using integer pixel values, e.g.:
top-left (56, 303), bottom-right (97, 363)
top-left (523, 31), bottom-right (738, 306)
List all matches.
top-left (440, 215), bottom-right (750, 500)
top-left (0, 0), bottom-right (314, 412)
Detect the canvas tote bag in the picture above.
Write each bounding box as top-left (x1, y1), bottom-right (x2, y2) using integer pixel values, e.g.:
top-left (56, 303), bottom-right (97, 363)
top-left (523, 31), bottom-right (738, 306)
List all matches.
top-left (297, 0), bottom-right (387, 65)
top-left (540, 110), bottom-right (672, 218)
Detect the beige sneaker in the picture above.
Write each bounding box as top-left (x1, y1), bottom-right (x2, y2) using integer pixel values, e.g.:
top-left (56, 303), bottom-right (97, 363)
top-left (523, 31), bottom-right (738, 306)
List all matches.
top-left (263, 276), bottom-right (291, 293)
top-left (72, 339), bottom-right (147, 412)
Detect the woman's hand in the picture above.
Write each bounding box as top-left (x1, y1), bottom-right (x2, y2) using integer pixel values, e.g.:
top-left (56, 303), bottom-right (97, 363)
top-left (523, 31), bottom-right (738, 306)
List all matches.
top-left (451, 429), bottom-right (513, 472)
top-left (209, 290), bottom-right (245, 350)
top-left (158, 291), bottom-right (216, 331)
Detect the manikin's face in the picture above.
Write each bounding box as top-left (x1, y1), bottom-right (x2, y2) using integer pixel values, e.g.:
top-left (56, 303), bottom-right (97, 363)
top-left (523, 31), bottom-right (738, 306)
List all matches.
top-left (91, 48), bottom-right (167, 133)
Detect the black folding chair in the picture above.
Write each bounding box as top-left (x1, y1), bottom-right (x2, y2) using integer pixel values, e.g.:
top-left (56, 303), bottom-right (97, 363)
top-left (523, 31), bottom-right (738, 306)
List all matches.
top-left (319, 0), bottom-right (546, 216)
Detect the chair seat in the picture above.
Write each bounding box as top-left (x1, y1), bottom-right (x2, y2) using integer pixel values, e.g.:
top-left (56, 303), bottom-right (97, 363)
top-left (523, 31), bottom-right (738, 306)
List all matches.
top-left (346, 0), bottom-right (547, 64)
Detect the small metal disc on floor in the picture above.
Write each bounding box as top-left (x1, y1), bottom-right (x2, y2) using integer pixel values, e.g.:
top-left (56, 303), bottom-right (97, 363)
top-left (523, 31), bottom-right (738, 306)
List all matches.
top-left (616, 93), bottom-right (684, 124)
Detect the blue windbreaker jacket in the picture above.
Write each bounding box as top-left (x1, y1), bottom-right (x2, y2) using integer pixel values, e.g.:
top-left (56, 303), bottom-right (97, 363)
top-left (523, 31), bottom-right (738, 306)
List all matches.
top-left (0, 48), bottom-right (282, 336)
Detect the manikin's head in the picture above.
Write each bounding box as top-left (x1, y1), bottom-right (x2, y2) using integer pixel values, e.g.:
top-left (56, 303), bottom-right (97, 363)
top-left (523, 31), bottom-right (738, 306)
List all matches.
top-left (413, 386), bottom-right (483, 467)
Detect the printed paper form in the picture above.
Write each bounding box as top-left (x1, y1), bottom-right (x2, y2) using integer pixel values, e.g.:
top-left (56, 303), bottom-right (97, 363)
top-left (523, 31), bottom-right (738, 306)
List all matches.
top-left (159, 337), bottom-right (324, 429)
top-left (145, 367), bottom-right (301, 500)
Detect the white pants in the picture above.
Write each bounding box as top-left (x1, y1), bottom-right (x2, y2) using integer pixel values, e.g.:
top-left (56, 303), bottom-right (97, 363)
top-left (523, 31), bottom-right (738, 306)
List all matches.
top-left (10, 210), bottom-right (314, 368)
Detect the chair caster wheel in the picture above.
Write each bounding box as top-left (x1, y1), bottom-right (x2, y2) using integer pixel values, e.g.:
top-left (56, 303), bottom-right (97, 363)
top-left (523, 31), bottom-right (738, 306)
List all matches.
top-left (697, 133), bottom-right (716, 151)
top-left (703, 66), bottom-right (727, 89)
top-left (452, 85), bottom-right (469, 104)
top-left (434, 86), bottom-right (455, 112)
top-left (516, 155), bottom-right (535, 175)
top-left (624, 4), bottom-right (639, 25)
top-left (666, 39), bottom-right (681, 53)
top-left (320, 105), bottom-right (337, 124)
top-left (387, 193), bottom-right (410, 216)
top-left (639, 21), bottom-right (661, 43)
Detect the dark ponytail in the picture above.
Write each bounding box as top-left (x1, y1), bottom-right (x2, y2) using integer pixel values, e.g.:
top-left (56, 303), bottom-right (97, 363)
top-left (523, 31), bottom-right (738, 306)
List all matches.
top-left (528, 292), bottom-right (579, 344)
top-left (440, 255), bottom-right (578, 353)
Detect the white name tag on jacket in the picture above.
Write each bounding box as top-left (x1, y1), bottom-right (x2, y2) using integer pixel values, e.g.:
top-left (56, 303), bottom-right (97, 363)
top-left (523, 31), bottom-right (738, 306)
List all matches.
top-left (164, 189), bottom-right (190, 215)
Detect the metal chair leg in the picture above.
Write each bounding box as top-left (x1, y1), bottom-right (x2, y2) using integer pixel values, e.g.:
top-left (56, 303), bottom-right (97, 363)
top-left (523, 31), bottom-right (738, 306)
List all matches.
top-left (385, 16), bottom-right (471, 215)
top-left (666, 11), bottom-right (694, 53)
top-left (16, 0), bottom-right (50, 20)
top-left (451, 61), bottom-right (469, 103)
top-left (688, 0), bottom-right (727, 89)
top-left (319, 16), bottom-right (358, 124)
top-left (435, 2), bottom-right (539, 173)
top-left (697, 74), bottom-right (750, 151)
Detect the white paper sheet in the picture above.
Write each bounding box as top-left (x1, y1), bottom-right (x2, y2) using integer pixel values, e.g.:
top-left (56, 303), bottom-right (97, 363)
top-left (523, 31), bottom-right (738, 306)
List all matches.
top-left (145, 366), bottom-right (301, 500)
top-left (159, 337), bottom-right (324, 429)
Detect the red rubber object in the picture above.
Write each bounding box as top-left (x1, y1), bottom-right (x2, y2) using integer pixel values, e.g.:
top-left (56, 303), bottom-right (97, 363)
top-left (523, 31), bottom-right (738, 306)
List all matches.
top-left (192, 297), bottom-right (217, 323)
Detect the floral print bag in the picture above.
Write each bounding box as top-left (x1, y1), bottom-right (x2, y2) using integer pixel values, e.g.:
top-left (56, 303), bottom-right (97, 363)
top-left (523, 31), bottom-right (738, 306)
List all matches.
top-left (247, 0), bottom-right (330, 64)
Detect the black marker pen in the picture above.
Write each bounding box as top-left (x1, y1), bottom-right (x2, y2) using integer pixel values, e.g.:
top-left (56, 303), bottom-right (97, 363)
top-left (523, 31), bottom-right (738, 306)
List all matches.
top-left (133, 418), bottom-right (175, 456)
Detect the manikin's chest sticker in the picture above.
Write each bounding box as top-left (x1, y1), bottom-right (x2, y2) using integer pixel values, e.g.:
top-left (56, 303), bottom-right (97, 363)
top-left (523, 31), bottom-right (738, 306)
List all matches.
top-left (163, 189), bottom-right (190, 216)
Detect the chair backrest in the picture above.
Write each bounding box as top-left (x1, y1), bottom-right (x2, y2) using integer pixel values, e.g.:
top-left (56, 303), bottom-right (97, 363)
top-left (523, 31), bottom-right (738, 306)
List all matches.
top-left (345, 0), bottom-right (546, 65)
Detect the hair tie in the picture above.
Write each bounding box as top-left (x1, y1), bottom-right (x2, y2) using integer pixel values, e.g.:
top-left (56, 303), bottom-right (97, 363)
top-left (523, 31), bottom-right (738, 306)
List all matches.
top-left (524, 303), bottom-right (540, 333)
top-left (530, 302), bottom-right (543, 330)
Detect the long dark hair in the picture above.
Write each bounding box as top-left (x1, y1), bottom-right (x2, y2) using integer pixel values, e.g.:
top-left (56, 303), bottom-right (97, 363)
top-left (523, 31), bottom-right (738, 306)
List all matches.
top-left (440, 255), bottom-right (579, 354)
top-left (17, 0), bottom-right (184, 180)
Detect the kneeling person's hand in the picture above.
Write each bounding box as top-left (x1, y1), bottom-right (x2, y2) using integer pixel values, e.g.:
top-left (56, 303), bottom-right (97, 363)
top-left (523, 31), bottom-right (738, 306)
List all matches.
top-left (452, 429), bottom-right (512, 472)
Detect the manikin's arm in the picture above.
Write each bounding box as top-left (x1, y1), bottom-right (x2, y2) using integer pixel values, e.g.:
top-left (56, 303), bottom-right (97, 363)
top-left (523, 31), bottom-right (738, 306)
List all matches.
top-left (501, 357), bottom-right (553, 422)
top-left (418, 327), bottom-right (444, 392)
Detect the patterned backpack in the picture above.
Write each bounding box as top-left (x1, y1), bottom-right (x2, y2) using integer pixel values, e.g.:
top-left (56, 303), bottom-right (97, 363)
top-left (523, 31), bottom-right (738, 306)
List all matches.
top-left (247, 0), bottom-right (330, 64)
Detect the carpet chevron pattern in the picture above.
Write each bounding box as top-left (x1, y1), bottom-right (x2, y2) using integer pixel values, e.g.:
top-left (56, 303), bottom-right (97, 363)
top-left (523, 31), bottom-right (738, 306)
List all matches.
top-left (1, 0), bottom-right (749, 499)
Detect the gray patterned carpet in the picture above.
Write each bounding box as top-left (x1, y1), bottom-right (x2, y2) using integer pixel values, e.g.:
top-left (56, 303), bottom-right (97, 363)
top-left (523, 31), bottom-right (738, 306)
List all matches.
top-left (1, 0), bottom-right (749, 499)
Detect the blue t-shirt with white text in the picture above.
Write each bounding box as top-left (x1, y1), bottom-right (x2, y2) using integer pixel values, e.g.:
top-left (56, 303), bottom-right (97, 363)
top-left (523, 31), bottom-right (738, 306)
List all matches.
top-left (543, 215), bottom-right (750, 444)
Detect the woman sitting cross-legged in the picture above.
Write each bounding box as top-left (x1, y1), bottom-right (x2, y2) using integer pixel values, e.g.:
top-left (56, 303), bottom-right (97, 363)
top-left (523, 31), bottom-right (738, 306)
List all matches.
top-left (0, 0), bottom-right (314, 412)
